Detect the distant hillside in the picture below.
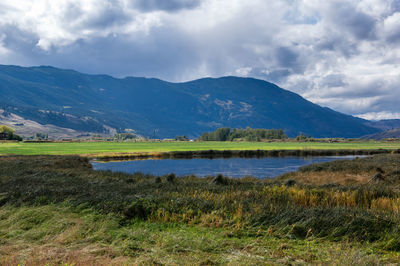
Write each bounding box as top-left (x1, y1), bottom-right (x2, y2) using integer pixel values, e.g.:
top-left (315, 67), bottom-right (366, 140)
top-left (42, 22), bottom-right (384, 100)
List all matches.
top-left (0, 109), bottom-right (106, 139)
top-left (365, 119), bottom-right (400, 131)
top-left (361, 128), bottom-right (400, 140)
top-left (0, 65), bottom-right (380, 138)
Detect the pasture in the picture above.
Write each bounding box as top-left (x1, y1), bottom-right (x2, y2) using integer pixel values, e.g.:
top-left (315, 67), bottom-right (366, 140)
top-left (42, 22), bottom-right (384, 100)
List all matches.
top-left (1, 140), bottom-right (400, 156)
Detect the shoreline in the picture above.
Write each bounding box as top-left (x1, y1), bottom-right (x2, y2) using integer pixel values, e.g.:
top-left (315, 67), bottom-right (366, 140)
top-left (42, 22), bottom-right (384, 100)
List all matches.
top-left (92, 148), bottom-right (400, 161)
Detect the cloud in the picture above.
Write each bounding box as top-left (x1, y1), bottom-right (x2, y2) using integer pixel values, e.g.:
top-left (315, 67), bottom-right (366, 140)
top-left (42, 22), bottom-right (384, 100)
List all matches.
top-left (130, 0), bottom-right (202, 12)
top-left (327, 1), bottom-right (377, 40)
top-left (0, 0), bottom-right (399, 120)
top-left (357, 112), bottom-right (400, 120)
top-left (383, 12), bottom-right (400, 43)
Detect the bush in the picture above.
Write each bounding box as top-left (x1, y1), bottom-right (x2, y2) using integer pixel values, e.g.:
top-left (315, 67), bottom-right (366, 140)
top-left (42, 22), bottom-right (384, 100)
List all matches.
top-left (212, 174), bottom-right (229, 185)
top-left (166, 173), bottom-right (176, 183)
top-left (289, 224), bottom-right (308, 239)
top-left (123, 200), bottom-right (152, 220)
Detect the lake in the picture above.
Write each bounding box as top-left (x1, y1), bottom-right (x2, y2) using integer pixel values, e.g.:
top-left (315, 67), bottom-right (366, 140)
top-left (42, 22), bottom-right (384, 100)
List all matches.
top-left (91, 155), bottom-right (363, 178)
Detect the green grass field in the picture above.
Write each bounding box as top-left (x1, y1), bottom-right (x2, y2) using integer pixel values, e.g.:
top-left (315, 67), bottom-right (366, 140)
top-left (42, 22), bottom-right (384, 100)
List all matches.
top-left (1, 141), bottom-right (400, 156)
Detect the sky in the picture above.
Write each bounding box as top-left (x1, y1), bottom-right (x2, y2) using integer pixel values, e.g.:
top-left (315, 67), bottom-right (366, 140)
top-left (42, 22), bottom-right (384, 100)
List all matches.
top-left (0, 0), bottom-right (400, 120)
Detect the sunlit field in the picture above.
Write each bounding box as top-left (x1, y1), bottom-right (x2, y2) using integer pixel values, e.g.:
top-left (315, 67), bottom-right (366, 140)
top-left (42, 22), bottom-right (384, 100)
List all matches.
top-left (1, 141), bottom-right (400, 156)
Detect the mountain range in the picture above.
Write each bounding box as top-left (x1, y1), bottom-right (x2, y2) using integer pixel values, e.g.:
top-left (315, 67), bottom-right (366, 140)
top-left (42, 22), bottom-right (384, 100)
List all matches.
top-left (0, 64), bottom-right (389, 139)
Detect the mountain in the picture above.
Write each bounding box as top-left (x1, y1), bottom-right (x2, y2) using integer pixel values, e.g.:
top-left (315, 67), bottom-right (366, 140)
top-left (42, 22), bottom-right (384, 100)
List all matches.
top-left (0, 109), bottom-right (100, 139)
top-left (364, 119), bottom-right (400, 131)
top-left (0, 65), bottom-right (380, 138)
top-left (361, 128), bottom-right (400, 140)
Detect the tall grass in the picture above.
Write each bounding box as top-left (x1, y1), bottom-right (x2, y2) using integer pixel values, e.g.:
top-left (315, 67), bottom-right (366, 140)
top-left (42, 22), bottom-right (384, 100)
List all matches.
top-left (1, 155), bottom-right (400, 243)
top-left (2, 154), bottom-right (400, 263)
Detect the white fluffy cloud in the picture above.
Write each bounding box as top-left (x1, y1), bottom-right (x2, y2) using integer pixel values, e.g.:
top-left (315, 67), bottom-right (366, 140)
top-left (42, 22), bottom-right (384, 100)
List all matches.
top-left (0, 0), bottom-right (399, 120)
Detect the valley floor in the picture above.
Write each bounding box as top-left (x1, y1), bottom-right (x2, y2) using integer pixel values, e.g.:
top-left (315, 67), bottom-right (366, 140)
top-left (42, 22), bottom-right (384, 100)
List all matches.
top-left (1, 155), bottom-right (400, 264)
top-left (0, 140), bottom-right (400, 157)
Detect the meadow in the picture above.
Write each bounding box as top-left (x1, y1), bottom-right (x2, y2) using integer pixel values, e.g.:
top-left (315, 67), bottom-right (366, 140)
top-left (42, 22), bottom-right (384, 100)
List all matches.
top-left (1, 154), bottom-right (400, 264)
top-left (1, 140), bottom-right (400, 156)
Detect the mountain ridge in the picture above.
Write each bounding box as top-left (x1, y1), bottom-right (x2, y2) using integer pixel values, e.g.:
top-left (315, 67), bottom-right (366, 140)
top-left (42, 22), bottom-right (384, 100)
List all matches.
top-left (361, 128), bottom-right (400, 140)
top-left (0, 64), bottom-right (380, 138)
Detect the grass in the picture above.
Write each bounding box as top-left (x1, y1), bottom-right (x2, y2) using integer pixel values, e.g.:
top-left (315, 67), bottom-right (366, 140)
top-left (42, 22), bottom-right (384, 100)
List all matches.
top-left (0, 208), bottom-right (391, 265)
top-left (1, 155), bottom-right (400, 264)
top-left (279, 154), bottom-right (400, 185)
top-left (0, 205), bottom-right (388, 265)
top-left (0, 140), bottom-right (400, 156)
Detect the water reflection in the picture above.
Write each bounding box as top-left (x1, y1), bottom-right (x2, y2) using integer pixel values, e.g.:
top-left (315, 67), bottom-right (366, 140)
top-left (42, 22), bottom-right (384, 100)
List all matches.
top-left (92, 155), bottom-right (363, 179)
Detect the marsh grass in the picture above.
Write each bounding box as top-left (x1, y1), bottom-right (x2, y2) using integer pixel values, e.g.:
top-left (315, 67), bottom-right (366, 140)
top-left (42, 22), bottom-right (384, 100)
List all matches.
top-left (0, 205), bottom-right (394, 265)
top-left (1, 155), bottom-right (400, 263)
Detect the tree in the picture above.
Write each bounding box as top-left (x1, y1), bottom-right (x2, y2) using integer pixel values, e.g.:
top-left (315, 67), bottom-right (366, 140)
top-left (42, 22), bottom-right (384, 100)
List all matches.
top-left (175, 135), bottom-right (189, 141)
top-left (296, 133), bottom-right (307, 141)
top-left (34, 133), bottom-right (48, 140)
top-left (113, 133), bottom-right (136, 141)
top-left (198, 127), bottom-right (287, 141)
top-left (0, 125), bottom-right (15, 135)
top-left (215, 128), bottom-right (231, 141)
top-left (0, 125), bottom-right (22, 141)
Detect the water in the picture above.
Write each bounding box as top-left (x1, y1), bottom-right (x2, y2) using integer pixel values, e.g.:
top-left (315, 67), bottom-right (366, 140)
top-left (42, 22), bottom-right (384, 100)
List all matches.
top-left (91, 155), bottom-right (363, 179)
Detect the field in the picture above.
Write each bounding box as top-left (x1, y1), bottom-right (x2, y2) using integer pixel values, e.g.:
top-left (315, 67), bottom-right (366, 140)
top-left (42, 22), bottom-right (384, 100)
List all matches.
top-left (1, 140), bottom-right (400, 156)
top-left (1, 154), bottom-right (400, 264)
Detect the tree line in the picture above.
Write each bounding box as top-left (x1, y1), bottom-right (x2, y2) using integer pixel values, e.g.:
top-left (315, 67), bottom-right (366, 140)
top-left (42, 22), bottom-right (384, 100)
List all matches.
top-left (198, 127), bottom-right (287, 141)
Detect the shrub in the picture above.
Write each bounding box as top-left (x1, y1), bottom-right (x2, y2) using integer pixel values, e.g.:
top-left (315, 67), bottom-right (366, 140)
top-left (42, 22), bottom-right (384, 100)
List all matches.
top-left (166, 173), bottom-right (176, 183)
top-left (212, 174), bottom-right (229, 185)
top-left (123, 200), bottom-right (151, 220)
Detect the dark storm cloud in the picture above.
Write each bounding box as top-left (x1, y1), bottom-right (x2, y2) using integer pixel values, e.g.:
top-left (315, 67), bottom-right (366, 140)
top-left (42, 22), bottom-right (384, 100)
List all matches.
top-left (377, 93), bottom-right (400, 112)
top-left (130, 0), bottom-right (202, 12)
top-left (314, 31), bottom-right (359, 58)
top-left (323, 1), bottom-right (377, 40)
top-left (17, 26), bottom-right (202, 81)
top-left (275, 47), bottom-right (299, 69)
top-left (0, 24), bottom-right (39, 54)
top-left (62, 2), bottom-right (130, 30)
top-left (338, 8), bottom-right (376, 39)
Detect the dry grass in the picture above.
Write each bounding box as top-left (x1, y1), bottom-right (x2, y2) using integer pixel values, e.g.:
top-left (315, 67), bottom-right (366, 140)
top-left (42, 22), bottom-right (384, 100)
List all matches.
top-left (283, 170), bottom-right (372, 185)
top-left (0, 244), bottom-right (132, 265)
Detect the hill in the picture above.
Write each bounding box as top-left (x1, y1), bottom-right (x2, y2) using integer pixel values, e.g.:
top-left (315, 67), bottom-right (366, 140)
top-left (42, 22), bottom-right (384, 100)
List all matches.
top-left (365, 119), bottom-right (400, 131)
top-left (0, 65), bottom-right (379, 138)
top-left (361, 128), bottom-right (400, 140)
